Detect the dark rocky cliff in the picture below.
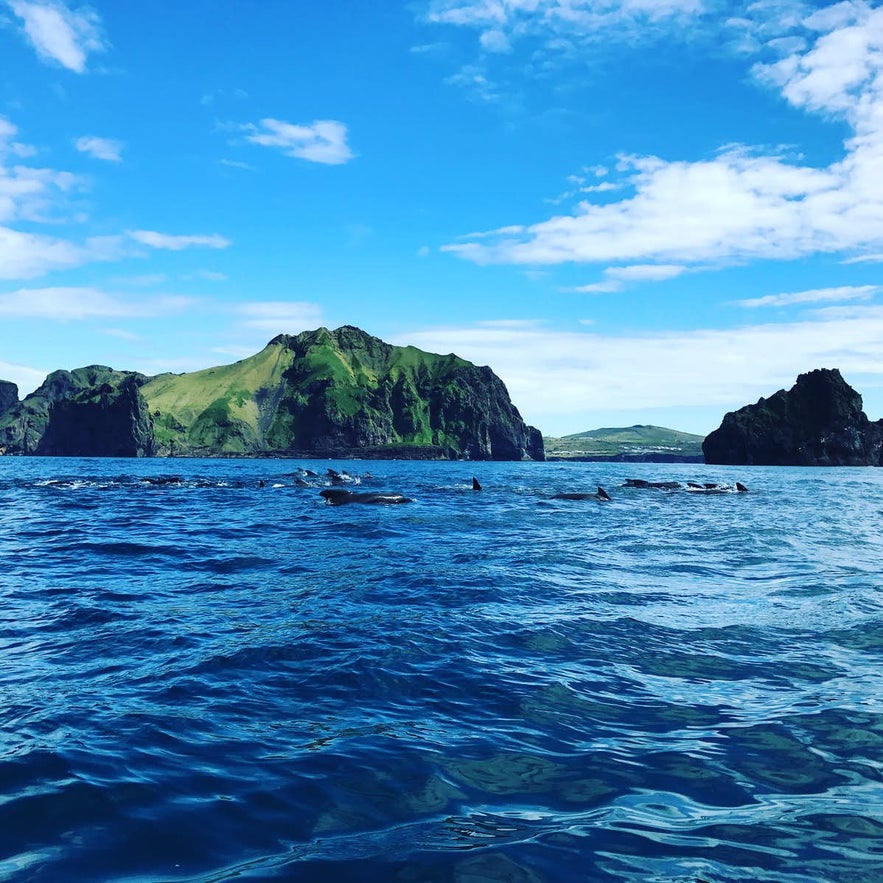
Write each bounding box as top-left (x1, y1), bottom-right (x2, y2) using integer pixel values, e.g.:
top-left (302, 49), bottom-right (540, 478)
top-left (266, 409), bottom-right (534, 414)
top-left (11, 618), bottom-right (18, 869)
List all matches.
top-left (0, 367), bottom-right (155, 457)
top-left (703, 369), bottom-right (883, 466)
top-left (0, 381), bottom-right (17, 419)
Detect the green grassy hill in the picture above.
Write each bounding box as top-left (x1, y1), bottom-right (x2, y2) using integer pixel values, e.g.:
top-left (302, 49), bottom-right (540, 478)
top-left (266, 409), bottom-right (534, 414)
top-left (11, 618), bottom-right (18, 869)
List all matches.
top-left (543, 425), bottom-right (704, 461)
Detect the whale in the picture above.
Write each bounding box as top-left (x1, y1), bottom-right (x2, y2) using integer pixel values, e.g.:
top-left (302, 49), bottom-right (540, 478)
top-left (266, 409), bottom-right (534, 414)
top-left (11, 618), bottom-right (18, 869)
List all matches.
top-left (685, 481), bottom-right (749, 494)
top-left (472, 477), bottom-right (482, 491)
top-left (551, 486), bottom-right (611, 501)
top-left (623, 478), bottom-right (681, 490)
top-left (320, 489), bottom-right (412, 505)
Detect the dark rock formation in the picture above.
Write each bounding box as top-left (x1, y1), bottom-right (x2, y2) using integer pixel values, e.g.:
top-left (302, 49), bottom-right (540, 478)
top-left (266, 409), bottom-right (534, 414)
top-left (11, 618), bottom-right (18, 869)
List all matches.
top-left (0, 367), bottom-right (155, 457)
top-left (0, 381), bottom-right (17, 419)
top-left (703, 369), bottom-right (883, 466)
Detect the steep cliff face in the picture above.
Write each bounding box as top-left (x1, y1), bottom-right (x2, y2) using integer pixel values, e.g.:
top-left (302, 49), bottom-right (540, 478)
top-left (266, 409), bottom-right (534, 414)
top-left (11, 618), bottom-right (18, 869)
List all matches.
top-left (0, 327), bottom-right (543, 460)
top-left (0, 381), bottom-right (17, 419)
top-left (703, 369), bottom-right (883, 466)
top-left (0, 367), bottom-right (155, 457)
top-left (224, 328), bottom-right (539, 459)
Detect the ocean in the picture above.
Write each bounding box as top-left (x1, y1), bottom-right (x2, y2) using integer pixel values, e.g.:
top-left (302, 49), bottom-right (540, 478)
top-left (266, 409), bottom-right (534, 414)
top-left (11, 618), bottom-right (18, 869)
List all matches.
top-left (0, 458), bottom-right (881, 882)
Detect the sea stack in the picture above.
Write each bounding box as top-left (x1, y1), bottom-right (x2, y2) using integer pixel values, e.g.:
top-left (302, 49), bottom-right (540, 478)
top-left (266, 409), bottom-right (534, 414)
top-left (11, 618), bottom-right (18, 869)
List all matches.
top-left (703, 369), bottom-right (883, 466)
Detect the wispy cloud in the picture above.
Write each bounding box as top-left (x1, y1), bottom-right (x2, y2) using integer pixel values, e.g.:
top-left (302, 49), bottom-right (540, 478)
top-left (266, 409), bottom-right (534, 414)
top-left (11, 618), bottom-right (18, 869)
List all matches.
top-left (1, 116), bottom-right (84, 224)
top-left (219, 158), bottom-right (256, 172)
top-left (74, 135), bottom-right (123, 162)
top-left (425, 0), bottom-right (705, 42)
top-left (127, 230), bottom-right (231, 250)
top-left (0, 286), bottom-right (194, 319)
top-left (241, 118), bottom-right (355, 165)
top-left (7, 0), bottom-right (106, 73)
top-left (572, 263), bottom-right (687, 292)
top-left (184, 270), bottom-right (227, 282)
top-left (233, 300), bottom-right (324, 334)
top-left (735, 285), bottom-right (881, 308)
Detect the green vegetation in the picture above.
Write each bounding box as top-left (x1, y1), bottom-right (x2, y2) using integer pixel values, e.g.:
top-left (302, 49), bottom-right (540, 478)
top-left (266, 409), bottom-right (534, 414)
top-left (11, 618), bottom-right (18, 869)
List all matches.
top-left (543, 425), bottom-right (704, 460)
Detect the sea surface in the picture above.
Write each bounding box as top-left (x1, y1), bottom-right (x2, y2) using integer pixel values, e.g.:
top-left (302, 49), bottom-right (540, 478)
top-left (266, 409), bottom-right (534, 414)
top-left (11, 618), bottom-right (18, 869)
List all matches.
top-left (0, 458), bottom-right (881, 882)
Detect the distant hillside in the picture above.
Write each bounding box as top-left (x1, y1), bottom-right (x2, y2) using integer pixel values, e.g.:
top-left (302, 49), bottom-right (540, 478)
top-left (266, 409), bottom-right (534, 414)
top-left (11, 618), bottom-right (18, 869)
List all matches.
top-left (544, 425), bottom-right (704, 462)
top-left (0, 326), bottom-right (544, 461)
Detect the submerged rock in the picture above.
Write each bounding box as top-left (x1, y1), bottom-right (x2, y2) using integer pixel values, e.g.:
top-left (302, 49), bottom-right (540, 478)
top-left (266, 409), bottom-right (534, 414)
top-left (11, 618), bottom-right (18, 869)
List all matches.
top-left (703, 369), bottom-right (883, 466)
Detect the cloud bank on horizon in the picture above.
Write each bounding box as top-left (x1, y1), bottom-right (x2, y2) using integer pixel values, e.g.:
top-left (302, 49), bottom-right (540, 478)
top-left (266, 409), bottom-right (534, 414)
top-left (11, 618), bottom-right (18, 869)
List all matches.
top-left (1, 0), bottom-right (882, 435)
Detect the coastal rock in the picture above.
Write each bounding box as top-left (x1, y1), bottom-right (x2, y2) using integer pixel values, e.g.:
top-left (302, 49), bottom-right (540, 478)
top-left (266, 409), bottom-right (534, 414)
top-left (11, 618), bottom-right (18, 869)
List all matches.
top-left (0, 381), bottom-right (17, 419)
top-left (0, 367), bottom-right (155, 457)
top-left (703, 369), bottom-right (883, 466)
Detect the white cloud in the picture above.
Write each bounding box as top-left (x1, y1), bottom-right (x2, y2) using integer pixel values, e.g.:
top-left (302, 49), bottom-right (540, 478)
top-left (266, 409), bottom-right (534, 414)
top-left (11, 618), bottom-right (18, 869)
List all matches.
top-left (0, 116), bottom-right (36, 158)
top-left (0, 287), bottom-right (194, 319)
top-left (437, 4), bottom-right (883, 271)
top-left (425, 0), bottom-right (708, 61)
top-left (233, 300), bottom-right (324, 333)
top-left (74, 135), bottom-right (123, 162)
top-left (571, 263), bottom-right (686, 291)
top-left (479, 28), bottom-right (511, 52)
top-left (127, 230), bottom-right (231, 250)
top-left (1, 118), bottom-right (84, 224)
top-left (605, 263), bottom-right (686, 281)
top-left (242, 118), bottom-right (355, 165)
top-left (396, 308), bottom-right (883, 429)
top-left (0, 226), bottom-right (95, 278)
top-left (7, 0), bottom-right (106, 73)
top-left (736, 284), bottom-right (881, 308)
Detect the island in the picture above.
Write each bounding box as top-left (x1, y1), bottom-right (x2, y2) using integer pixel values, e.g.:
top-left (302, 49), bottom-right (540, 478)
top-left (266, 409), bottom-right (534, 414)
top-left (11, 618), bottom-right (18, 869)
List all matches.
top-left (0, 326), bottom-right (544, 461)
top-left (544, 425), bottom-right (704, 462)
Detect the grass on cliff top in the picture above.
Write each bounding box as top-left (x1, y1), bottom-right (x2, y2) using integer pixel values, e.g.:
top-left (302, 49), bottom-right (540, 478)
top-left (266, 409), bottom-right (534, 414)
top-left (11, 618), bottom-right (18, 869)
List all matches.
top-left (544, 424), bottom-right (705, 457)
top-left (142, 343), bottom-right (295, 428)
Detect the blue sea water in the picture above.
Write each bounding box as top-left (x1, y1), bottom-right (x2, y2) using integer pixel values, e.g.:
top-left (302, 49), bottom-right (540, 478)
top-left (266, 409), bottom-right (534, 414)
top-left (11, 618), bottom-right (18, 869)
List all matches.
top-left (0, 457), bottom-right (881, 882)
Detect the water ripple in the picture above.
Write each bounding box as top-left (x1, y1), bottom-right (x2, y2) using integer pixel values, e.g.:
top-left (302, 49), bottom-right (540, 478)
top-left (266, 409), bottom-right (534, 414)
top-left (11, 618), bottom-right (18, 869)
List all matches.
top-left (0, 459), bottom-right (881, 880)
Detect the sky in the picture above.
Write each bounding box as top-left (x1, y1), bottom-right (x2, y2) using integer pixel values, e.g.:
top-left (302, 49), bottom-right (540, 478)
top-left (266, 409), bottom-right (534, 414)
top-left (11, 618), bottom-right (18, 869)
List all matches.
top-left (1, 0), bottom-right (883, 436)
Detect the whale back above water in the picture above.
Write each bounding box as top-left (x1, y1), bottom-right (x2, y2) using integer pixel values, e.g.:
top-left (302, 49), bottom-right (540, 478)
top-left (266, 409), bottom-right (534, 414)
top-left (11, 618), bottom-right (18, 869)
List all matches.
top-left (320, 489), bottom-right (412, 505)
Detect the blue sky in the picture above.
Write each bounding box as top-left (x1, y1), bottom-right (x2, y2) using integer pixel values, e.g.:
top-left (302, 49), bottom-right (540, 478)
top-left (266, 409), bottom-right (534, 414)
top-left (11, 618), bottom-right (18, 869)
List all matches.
top-left (2, 0), bottom-right (883, 436)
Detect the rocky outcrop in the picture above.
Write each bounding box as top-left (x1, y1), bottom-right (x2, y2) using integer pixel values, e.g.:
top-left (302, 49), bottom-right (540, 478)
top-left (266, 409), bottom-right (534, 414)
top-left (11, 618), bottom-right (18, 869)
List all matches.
top-left (0, 381), bottom-right (17, 419)
top-left (0, 327), bottom-right (543, 460)
top-left (0, 367), bottom-right (155, 457)
top-left (703, 369), bottom-right (883, 466)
